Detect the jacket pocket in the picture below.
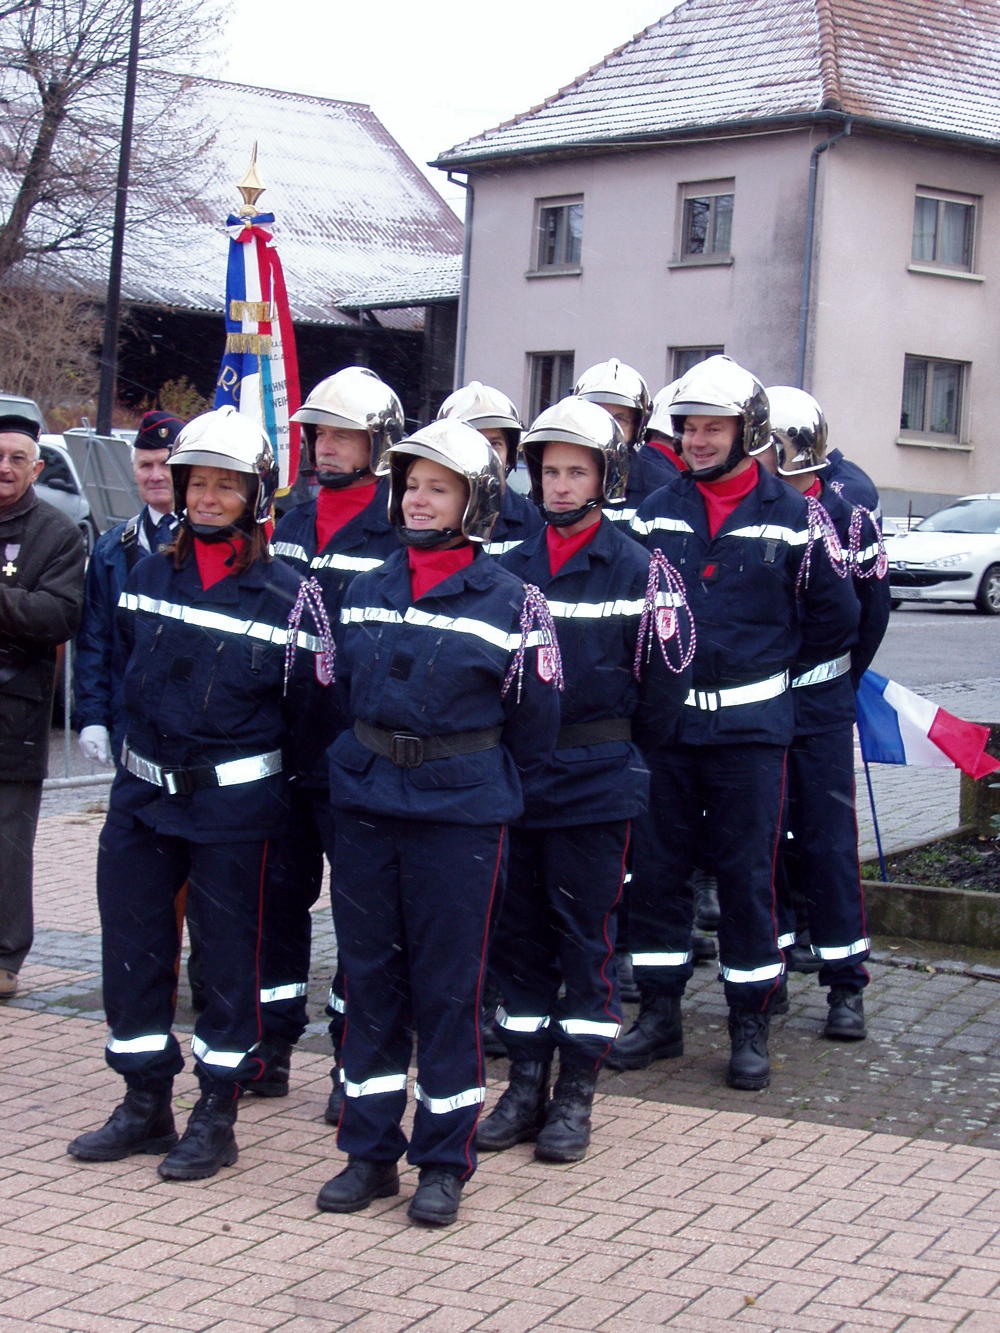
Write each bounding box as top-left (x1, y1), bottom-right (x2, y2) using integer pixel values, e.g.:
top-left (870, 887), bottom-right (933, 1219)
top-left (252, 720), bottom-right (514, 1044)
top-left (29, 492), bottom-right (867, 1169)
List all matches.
top-left (408, 750), bottom-right (493, 791)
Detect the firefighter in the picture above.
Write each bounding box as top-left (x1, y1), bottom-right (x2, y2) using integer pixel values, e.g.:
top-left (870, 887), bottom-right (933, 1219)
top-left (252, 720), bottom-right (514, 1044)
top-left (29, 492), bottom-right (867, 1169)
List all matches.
top-left (642, 380), bottom-right (688, 490)
top-left (475, 398), bottom-right (692, 1163)
top-left (610, 356), bottom-right (859, 1090)
top-left (315, 418), bottom-right (561, 1226)
top-left (67, 407), bottom-right (310, 1180)
top-left (261, 368), bottom-right (405, 1114)
top-left (574, 359), bottom-right (673, 521)
top-left (767, 386), bottom-right (890, 1039)
top-left (437, 381), bottom-right (542, 556)
top-left (74, 410), bottom-right (183, 767)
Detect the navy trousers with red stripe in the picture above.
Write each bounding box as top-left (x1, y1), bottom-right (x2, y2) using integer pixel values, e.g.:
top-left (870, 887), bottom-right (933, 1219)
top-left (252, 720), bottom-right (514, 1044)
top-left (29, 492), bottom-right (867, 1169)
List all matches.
top-left (97, 819), bottom-right (269, 1093)
top-left (628, 742), bottom-right (787, 1011)
top-left (331, 812), bottom-right (506, 1179)
top-left (490, 822), bottom-right (626, 1070)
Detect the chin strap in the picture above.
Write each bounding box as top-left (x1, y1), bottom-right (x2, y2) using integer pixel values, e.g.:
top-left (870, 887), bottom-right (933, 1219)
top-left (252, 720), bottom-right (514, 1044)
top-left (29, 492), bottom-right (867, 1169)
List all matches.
top-left (284, 576), bottom-right (336, 693)
top-left (183, 515), bottom-right (252, 566)
top-left (501, 583), bottom-right (563, 703)
top-left (315, 466), bottom-right (371, 490)
top-left (689, 437), bottom-right (746, 484)
top-left (634, 549), bottom-right (696, 679)
top-left (847, 505), bottom-right (889, 580)
top-left (397, 526), bottom-right (463, 550)
top-left (796, 496), bottom-right (848, 596)
top-left (540, 498), bottom-right (601, 528)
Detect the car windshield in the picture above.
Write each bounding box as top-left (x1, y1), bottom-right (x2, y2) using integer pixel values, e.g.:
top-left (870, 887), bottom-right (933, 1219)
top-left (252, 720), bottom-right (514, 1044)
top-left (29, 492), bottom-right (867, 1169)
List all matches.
top-left (0, 395), bottom-right (44, 427)
top-left (916, 500), bottom-right (1000, 534)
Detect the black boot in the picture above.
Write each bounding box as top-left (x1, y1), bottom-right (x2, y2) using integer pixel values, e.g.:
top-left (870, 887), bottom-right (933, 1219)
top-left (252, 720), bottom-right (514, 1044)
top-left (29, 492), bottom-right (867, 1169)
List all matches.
top-left (408, 1167), bottom-right (464, 1226)
top-left (476, 1061), bottom-right (550, 1151)
top-left (67, 1088), bottom-right (177, 1162)
top-left (534, 1066), bottom-right (599, 1163)
top-left (726, 1009), bottom-right (771, 1091)
top-left (692, 871), bottom-right (720, 931)
top-left (316, 1156), bottom-right (399, 1213)
top-left (157, 1091), bottom-right (239, 1180)
top-left (243, 1039), bottom-right (291, 1098)
top-left (614, 950), bottom-right (640, 1003)
top-left (691, 932), bottom-right (717, 963)
top-left (324, 1056), bottom-right (344, 1126)
top-left (604, 992), bottom-right (683, 1071)
top-left (785, 929), bottom-right (823, 973)
top-left (824, 987), bottom-right (866, 1041)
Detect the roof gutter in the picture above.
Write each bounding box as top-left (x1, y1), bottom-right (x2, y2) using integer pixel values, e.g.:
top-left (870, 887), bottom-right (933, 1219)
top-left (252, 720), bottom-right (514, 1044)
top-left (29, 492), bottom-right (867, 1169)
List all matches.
top-left (448, 171), bottom-right (473, 389)
top-left (796, 114), bottom-right (852, 390)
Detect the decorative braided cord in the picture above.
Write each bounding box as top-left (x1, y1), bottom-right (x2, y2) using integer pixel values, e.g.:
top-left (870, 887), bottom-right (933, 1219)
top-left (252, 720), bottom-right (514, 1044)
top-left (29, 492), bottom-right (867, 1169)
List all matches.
top-left (796, 495), bottom-right (848, 596)
top-left (501, 583), bottom-right (564, 702)
top-left (634, 549), bottom-right (696, 680)
top-left (284, 576), bottom-right (336, 693)
top-left (848, 504), bottom-right (889, 580)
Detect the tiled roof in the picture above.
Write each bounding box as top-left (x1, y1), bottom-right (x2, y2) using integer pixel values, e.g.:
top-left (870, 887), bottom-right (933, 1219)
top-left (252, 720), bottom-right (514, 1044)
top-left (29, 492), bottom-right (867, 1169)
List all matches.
top-left (0, 74), bottom-right (462, 326)
top-left (434, 0), bottom-right (1000, 166)
top-left (337, 256), bottom-right (462, 309)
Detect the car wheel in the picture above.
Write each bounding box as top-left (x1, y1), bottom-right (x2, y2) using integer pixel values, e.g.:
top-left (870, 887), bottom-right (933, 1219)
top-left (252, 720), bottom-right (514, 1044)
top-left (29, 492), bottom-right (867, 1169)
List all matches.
top-left (975, 564), bottom-right (1000, 615)
top-left (890, 599), bottom-right (902, 611)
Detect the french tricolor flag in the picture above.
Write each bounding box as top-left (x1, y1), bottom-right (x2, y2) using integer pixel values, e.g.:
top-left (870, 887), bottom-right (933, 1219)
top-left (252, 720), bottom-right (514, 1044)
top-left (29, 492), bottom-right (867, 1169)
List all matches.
top-left (857, 670), bottom-right (1000, 780)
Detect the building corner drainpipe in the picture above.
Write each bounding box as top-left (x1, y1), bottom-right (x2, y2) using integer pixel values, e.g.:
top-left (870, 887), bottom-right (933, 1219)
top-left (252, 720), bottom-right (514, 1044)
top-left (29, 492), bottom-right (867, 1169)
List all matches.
top-left (449, 171), bottom-right (474, 389)
top-left (795, 115), bottom-right (852, 389)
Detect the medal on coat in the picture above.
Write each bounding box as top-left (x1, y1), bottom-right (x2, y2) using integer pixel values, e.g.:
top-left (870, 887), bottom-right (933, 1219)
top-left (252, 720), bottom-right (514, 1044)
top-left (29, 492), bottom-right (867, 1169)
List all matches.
top-left (315, 653), bottom-right (333, 686)
top-left (536, 644), bottom-right (558, 684)
top-left (2, 544), bottom-right (18, 577)
top-left (656, 606), bottom-right (677, 641)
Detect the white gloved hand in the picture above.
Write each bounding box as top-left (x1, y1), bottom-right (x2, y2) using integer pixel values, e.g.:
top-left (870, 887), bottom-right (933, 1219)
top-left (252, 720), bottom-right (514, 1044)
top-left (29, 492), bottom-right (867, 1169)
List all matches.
top-left (79, 724), bottom-right (111, 766)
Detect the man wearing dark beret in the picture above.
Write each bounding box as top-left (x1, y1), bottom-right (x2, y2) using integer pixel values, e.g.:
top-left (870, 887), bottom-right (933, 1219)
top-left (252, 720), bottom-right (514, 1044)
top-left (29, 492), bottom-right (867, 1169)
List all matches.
top-left (73, 410), bottom-right (182, 769)
top-left (0, 415), bottom-right (86, 999)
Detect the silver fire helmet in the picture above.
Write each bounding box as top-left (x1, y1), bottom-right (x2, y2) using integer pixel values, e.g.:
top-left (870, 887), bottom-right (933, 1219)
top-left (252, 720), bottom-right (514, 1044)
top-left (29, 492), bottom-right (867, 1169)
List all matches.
top-left (383, 418), bottom-right (505, 544)
top-left (521, 397), bottom-right (629, 505)
top-left (669, 355), bottom-right (771, 469)
top-left (291, 366), bottom-right (405, 472)
top-left (437, 381), bottom-right (523, 474)
top-left (645, 379), bottom-right (683, 448)
top-left (167, 406), bottom-right (278, 524)
top-left (574, 358), bottom-right (651, 439)
top-left (766, 386), bottom-right (829, 475)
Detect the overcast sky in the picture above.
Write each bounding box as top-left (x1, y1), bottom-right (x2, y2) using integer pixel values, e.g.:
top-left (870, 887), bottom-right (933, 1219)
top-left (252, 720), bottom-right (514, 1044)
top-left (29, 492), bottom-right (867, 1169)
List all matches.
top-left (223, 0), bottom-right (679, 211)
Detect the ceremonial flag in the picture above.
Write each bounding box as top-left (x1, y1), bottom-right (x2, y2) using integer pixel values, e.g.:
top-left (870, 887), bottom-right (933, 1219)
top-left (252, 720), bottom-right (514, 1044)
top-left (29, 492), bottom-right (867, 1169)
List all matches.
top-left (856, 670), bottom-right (1000, 780)
top-left (214, 208), bottom-right (301, 492)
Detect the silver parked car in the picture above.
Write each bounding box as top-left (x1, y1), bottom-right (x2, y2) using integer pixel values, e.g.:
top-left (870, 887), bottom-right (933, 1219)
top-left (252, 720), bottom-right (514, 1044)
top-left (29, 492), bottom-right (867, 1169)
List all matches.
top-left (884, 493), bottom-right (1000, 615)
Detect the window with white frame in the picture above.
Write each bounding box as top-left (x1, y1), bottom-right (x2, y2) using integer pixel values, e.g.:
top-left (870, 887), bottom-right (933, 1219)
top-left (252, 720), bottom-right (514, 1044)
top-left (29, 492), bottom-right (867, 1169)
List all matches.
top-left (678, 180), bottom-right (734, 259)
top-left (528, 352), bottom-right (575, 419)
top-left (911, 190), bottom-right (977, 271)
top-left (533, 197), bottom-right (583, 271)
top-left (671, 345), bottom-right (725, 379)
top-left (899, 355), bottom-right (967, 442)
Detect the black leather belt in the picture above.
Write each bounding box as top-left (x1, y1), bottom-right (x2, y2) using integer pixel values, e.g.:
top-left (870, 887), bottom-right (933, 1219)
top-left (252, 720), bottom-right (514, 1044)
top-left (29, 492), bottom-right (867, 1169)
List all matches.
top-left (354, 719), bottom-right (502, 769)
top-left (122, 742), bottom-right (282, 796)
top-left (556, 718), bottom-right (632, 748)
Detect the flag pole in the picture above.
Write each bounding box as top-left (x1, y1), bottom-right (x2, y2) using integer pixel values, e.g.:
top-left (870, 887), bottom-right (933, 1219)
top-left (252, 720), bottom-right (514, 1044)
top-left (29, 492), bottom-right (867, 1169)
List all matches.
top-left (863, 757), bottom-right (888, 882)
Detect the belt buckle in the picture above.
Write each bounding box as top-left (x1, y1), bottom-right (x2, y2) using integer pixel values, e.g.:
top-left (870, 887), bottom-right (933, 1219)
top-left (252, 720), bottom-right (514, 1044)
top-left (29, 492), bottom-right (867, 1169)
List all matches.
top-left (162, 767), bottom-right (193, 797)
top-left (389, 733), bottom-right (424, 768)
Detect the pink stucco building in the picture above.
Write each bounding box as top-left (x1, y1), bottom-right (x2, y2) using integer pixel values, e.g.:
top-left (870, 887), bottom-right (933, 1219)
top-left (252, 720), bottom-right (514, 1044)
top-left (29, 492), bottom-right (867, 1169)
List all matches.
top-left (433, 0), bottom-right (1000, 514)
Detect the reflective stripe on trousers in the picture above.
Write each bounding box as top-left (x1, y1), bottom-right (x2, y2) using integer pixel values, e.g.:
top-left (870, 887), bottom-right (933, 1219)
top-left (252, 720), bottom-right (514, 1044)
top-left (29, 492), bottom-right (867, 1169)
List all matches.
top-left (106, 1033), bottom-right (170, 1055)
top-left (191, 1034), bottom-right (260, 1069)
top-left (259, 983), bottom-right (307, 1003)
top-left (414, 1083), bottom-right (486, 1114)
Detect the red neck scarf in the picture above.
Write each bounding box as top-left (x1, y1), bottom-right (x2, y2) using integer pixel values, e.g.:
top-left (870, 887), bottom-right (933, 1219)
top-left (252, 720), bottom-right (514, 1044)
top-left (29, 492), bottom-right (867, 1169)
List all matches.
top-left (645, 438), bottom-right (687, 471)
top-left (803, 476), bottom-right (822, 498)
top-left (546, 517), bottom-right (600, 575)
top-left (316, 481), bottom-right (377, 551)
top-left (408, 544), bottom-right (475, 601)
top-left (696, 461), bottom-right (759, 538)
top-left (194, 535), bottom-right (246, 589)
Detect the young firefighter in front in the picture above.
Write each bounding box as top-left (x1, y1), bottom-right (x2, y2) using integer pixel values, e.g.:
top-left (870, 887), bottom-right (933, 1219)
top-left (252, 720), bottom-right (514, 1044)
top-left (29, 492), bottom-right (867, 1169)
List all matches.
top-left (612, 357), bottom-right (860, 1091)
top-left (315, 419), bottom-right (561, 1227)
top-left (477, 398), bottom-right (693, 1162)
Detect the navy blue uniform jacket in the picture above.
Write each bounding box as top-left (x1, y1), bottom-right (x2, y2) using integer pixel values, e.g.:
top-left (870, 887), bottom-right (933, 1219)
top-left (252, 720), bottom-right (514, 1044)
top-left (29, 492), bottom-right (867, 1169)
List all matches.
top-left (824, 448), bottom-right (881, 518)
top-left (632, 467), bottom-right (860, 747)
top-left (272, 479), bottom-right (400, 787)
top-left (500, 515), bottom-right (691, 827)
top-left (483, 485), bottom-right (544, 557)
top-left (605, 443), bottom-right (685, 530)
top-left (329, 546), bottom-right (561, 826)
top-left (108, 549), bottom-right (304, 843)
top-left (74, 508), bottom-right (175, 755)
top-left (792, 479), bottom-right (890, 736)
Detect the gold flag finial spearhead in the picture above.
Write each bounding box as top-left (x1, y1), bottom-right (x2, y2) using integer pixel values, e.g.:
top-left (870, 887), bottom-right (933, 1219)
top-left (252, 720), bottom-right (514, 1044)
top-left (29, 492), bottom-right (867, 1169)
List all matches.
top-left (237, 142), bottom-right (266, 216)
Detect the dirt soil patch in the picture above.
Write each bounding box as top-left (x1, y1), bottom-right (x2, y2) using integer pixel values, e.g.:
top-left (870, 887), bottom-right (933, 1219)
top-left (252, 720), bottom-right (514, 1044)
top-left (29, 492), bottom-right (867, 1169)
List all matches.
top-left (864, 832), bottom-right (1000, 893)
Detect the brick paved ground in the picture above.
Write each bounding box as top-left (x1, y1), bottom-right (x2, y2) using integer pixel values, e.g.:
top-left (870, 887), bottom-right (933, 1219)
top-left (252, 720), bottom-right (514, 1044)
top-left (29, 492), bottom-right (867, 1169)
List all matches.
top-left (5, 811), bottom-right (1000, 1329)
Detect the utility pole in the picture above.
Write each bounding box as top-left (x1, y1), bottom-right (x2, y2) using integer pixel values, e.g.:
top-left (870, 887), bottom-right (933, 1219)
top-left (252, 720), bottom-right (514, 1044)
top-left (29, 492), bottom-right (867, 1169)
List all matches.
top-left (96, 0), bottom-right (142, 435)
